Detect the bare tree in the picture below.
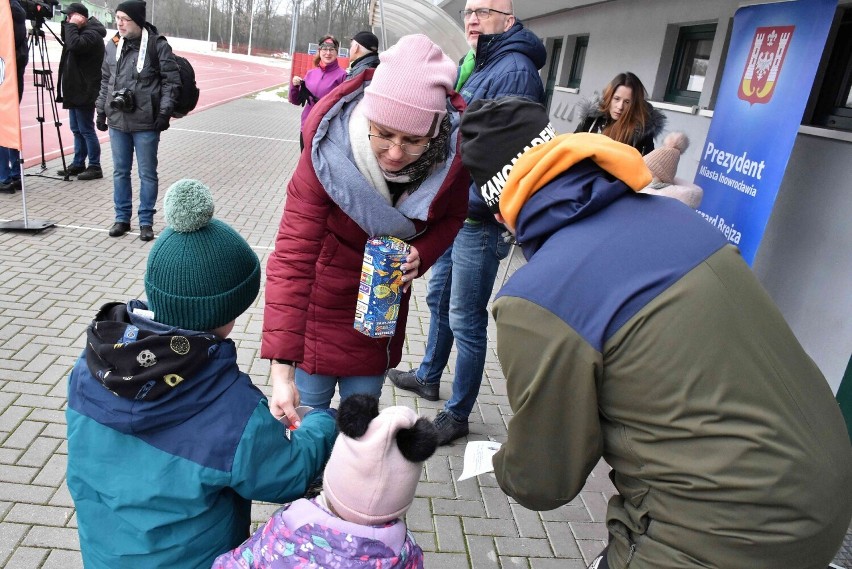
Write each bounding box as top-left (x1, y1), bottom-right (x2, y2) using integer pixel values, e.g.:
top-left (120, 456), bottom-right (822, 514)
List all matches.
top-left (137, 0), bottom-right (367, 55)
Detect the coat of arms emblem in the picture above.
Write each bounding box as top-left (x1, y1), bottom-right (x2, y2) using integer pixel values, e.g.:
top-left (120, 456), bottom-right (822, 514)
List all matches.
top-left (738, 25), bottom-right (794, 105)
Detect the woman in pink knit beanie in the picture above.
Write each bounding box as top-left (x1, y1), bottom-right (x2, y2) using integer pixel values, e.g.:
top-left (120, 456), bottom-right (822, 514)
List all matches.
top-left (262, 35), bottom-right (469, 428)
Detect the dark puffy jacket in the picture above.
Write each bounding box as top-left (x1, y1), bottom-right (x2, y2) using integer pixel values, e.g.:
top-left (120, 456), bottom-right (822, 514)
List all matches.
top-left (262, 70), bottom-right (469, 375)
top-left (11, 0), bottom-right (27, 100)
top-left (574, 97), bottom-right (666, 156)
top-left (459, 21), bottom-right (547, 222)
top-left (11, 0), bottom-right (26, 56)
top-left (345, 51), bottom-right (380, 80)
top-left (57, 18), bottom-right (107, 109)
top-left (96, 26), bottom-right (180, 131)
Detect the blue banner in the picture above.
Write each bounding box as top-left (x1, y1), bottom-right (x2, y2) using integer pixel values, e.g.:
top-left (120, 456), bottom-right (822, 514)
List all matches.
top-left (694, 0), bottom-right (836, 264)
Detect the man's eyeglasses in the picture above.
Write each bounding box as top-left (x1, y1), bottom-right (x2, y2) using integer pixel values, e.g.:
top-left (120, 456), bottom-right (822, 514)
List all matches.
top-left (460, 7), bottom-right (512, 21)
top-left (368, 132), bottom-right (431, 157)
top-left (115, 15), bottom-right (133, 23)
top-left (318, 45), bottom-right (337, 52)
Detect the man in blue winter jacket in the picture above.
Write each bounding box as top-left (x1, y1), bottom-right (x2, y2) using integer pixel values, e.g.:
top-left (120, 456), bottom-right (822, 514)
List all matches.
top-left (387, 0), bottom-right (547, 444)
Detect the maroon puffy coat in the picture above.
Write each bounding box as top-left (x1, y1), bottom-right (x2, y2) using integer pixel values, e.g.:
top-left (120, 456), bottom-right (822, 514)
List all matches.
top-left (261, 72), bottom-right (468, 376)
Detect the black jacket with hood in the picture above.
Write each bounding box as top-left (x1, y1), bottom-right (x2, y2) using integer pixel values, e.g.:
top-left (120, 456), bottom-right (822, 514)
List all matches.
top-left (11, 0), bottom-right (27, 100)
top-left (57, 17), bottom-right (107, 109)
top-left (345, 51), bottom-right (379, 79)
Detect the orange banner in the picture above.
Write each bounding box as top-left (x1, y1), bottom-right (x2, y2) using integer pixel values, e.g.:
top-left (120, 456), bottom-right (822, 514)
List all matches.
top-left (0, 0), bottom-right (23, 151)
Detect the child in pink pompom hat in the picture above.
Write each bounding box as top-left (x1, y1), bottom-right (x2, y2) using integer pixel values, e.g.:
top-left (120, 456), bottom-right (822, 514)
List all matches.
top-left (212, 395), bottom-right (439, 569)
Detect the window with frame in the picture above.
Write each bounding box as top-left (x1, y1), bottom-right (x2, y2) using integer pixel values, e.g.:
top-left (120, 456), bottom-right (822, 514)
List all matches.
top-left (665, 24), bottom-right (717, 105)
top-left (812, 8), bottom-right (852, 131)
top-left (567, 36), bottom-right (589, 89)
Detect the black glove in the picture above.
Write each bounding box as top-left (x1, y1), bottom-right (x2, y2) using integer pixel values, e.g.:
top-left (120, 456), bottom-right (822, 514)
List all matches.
top-left (154, 114), bottom-right (170, 132)
top-left (96, 113), bottom-right (107, 131)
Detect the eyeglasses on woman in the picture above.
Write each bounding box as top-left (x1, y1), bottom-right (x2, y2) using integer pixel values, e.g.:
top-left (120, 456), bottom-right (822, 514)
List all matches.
top-left (368, 132), bottom-right (431, 157)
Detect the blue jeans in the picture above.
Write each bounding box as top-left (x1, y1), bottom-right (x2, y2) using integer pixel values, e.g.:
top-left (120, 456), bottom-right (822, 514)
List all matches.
top-left (417, 219), bottom-right (511, 420)
top-left (110, 128), bottom-right (159, 226)
top-left (69, 107), bottom-right (100, 168)
top-left (0, 146), bottom-right (21, 183)
top-left (294, 368), bottom-right (384, 409)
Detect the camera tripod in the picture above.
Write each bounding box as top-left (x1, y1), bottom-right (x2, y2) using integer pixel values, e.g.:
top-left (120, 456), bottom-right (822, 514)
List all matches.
top-left (27, 17), bottom-right (69, 179)
top-left (0, 17), bottom-right (61, 233)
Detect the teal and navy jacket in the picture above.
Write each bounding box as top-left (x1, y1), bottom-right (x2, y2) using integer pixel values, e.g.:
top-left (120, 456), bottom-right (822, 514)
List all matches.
top-left (66, 301), bottom-right (337, 569)
top-left (491, 135), bottom-right (852, 569)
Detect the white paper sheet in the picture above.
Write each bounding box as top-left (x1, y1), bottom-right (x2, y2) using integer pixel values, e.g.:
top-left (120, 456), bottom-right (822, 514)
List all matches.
top-left (458, 440), bottom-right (502, 481)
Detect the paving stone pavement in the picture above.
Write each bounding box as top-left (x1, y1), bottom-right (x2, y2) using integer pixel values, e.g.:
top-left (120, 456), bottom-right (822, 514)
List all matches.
top-left (0, 93), bottom-right (614, 568)
top-left (2, 91), bottom-right (848, 569)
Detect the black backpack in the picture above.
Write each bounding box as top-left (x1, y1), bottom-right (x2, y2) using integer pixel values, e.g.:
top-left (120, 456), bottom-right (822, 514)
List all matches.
top-left (148, 34), bottom-right (200, 118)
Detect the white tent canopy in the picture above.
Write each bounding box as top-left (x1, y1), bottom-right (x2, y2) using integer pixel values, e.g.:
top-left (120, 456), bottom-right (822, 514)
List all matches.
top-left (369, 0), bottom-right (470, 62)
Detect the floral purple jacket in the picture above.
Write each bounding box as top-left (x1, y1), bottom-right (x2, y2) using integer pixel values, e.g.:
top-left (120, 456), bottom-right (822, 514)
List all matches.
top-left (212, 498), bottom-right (424, 568)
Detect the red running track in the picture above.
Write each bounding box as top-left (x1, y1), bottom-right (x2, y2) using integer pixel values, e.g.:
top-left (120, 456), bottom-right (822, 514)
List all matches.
top-left (17, 51), bottom-right (287, 168)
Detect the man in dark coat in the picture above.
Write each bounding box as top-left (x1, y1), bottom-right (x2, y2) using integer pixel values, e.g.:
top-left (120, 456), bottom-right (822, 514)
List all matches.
top-left (57, 2), bottom-right (107, 180)
top-left (345, 31), bottom-right (379, 79)
top-left (0, 0), bottom-right (28, 194)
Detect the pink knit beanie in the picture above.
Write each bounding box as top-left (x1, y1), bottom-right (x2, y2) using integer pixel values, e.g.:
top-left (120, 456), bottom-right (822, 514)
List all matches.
top-left (362, 34), bottom-right (457, 138)
top-left (323, 395), bottom-right (438, 526)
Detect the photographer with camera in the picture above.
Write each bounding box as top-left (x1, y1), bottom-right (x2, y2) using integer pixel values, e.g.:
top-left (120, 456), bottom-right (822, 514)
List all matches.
top-left (56, 2), bottom-right (106, 181)
top-left (0, 0), bottom-right (29, 194)
top-left (96, 0), bottom-right (179, 241)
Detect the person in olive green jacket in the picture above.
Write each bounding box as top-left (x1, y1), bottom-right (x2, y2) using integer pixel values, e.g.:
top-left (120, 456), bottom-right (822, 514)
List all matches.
top-left (459, 97), bottom-right (852, 569)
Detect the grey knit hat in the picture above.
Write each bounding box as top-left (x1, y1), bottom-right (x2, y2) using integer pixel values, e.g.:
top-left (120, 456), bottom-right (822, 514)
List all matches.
top-left (144, 180), bottom-right (260, 331)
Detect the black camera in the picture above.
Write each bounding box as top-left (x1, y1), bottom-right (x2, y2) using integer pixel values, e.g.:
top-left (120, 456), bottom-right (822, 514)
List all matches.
top-left (21, 0), bottom-right (58, 23)
top-left (110, 89), bottom-right (136, 113)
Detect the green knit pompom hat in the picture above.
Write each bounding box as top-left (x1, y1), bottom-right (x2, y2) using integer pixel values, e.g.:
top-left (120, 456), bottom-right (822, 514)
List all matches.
top-left (144, 179), bottom-right (261, 331)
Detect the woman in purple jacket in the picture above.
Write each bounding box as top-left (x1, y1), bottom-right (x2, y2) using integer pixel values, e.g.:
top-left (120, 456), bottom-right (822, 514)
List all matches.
top-left (288, 35), bottom-right (347, 150)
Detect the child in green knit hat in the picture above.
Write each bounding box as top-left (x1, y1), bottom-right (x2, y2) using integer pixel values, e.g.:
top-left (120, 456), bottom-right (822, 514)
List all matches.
top-left (66, 180), bottom-right (338, 569)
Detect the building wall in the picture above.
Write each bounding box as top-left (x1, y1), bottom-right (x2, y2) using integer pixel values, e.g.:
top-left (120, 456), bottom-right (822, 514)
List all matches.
top-left (526, 0), bottom-right (852, 390)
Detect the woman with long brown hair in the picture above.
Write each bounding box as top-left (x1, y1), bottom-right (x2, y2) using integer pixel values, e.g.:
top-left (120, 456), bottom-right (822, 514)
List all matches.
top-left (575, 71), bottom-right (665, 155)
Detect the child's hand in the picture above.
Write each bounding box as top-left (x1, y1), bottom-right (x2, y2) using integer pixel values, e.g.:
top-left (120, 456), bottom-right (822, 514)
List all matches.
top-left (400, 245), bottom-right (421, 293)
top-left (270, 362), bottom-right (301, 428)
